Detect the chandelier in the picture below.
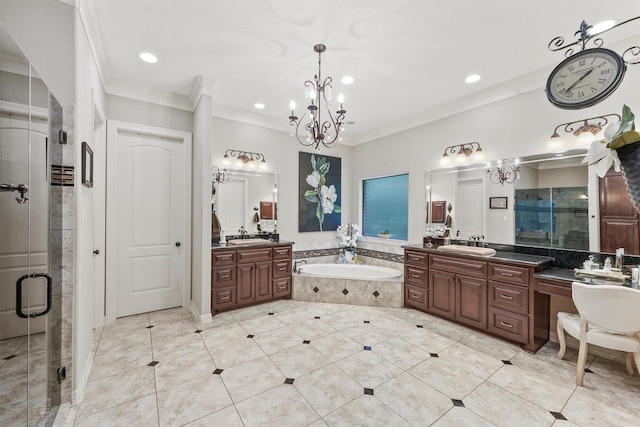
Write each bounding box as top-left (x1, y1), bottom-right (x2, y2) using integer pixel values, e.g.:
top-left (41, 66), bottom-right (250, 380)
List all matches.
top-left (487, 159), bottom-right (520, 186)
top-left (212, 167), bottom-right (231, 184)
top-left (288, 44), bottom-right (346, 150)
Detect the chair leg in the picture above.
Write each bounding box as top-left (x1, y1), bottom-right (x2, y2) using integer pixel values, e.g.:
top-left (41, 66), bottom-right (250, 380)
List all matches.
top-left (557, 320), bottom-right (567, 359)
top-left (634, 352), bottom-right (640, 376)
top-left (626, 353), bottom-right (635, 375)
top-left (576, 319), bottom-right (588, 386)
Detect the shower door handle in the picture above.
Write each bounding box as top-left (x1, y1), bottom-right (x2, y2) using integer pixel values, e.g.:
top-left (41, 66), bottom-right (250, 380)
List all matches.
top-left (16, 273), bottom-right (52, 319)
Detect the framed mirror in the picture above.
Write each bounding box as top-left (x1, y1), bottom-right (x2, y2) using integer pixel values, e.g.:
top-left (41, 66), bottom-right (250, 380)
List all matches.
top-left (212, 167), bottom-right (278, 237)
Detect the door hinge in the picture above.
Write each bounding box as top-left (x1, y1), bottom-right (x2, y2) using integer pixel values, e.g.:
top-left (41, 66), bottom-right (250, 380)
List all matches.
top-left (57, 366), bottom-right (66, 384)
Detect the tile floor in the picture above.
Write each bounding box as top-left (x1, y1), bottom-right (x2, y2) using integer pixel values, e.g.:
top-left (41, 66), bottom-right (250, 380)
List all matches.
top-left (59, 300), bottom-right (640, 427)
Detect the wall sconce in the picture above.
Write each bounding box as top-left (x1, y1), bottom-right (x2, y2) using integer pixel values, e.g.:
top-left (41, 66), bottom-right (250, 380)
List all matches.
top-left (222, 149), bottom-right (267, 169)
top-left (212, 167), bottom-right (231, 184)
top-left (487, 159), bottom-right (520, 186)
top-left (547, 113), bottom-right (620, 152)
top-left (440, 142), bottom-right (483, 166)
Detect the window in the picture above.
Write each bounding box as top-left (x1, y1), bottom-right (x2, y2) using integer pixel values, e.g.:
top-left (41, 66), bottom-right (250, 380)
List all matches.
top-left (362, 174), bottom-right (409, 240)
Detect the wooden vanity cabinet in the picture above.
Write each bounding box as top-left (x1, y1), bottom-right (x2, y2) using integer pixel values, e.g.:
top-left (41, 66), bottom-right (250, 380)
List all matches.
top-left (211, 243), bottom-right (292, 314)
top-left (404, 248), bottom-right (548, 353)
top-left (429, 255), bottom-right (487, 329)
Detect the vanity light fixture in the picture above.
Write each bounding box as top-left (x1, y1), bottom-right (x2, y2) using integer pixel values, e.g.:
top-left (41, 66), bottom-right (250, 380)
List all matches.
top-left (487, 159), bottom-right (520, 186)
top-left (223, 149), bottom-right (267, 168)
top-left (440, 142), bottom-right (483, 165)
top-left (548, 113), bottom-right (621, 150)
top-left (288, 44), bottom-right (347, 150)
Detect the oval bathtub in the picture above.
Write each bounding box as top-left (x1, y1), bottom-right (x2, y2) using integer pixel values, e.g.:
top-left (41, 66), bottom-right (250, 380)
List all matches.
top-left (299, 263), bottom-right (402, 279)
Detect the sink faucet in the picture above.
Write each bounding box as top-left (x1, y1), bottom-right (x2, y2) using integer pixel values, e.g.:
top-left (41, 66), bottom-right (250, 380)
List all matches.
top-left (469, 235), bottom-right (485, 247)
top-left (293, 259), bottom-right (307, 273)
top-left (238, 226), bottom-right (248, 237)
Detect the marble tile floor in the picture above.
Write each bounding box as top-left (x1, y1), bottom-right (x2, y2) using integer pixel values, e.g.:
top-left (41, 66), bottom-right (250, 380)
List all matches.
top-left (57, 300), bottom-right (640, 427)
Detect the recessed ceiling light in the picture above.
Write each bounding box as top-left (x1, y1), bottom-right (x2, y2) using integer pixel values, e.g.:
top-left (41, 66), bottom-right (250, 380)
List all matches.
top-left (139, 52), bottom-right (157, 63)
top-left (465, 74), bottom-right (481, 84)
top-left (590, 20), bottom-right (615, 35)
top-left (254, 103), bottom-right (265, 109)
top-left (341, 76), bottom-right (354, 85)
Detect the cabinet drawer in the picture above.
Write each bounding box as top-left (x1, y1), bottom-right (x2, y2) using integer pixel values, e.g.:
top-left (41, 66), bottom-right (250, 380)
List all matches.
top-left (212, 250), bottom-right (236, 267)
top-left (212, 286), bottom-right (236, 311)
top-left (488, 263), bottom-right (529, 286)
top-left (430, 255), bottom-right (487, 278)
top-left (273, 260), bottom-right (291, 278)
top-left (273, 277), bottom-right (291, 297)
top-left (273, 245), bottom-right (292, 260)
top-left (237, 248), bottom-right (272, 263)
top-left (488, 307), bottom-right (529, 344)
top-left (212, 267), bottom-right (235, 288)
top-left (404, 265), bottom-right (428, 288)
top-left (404, 285), bottom-right (428, 310)
top-left (405, 250), bottom-right (429, 267)
top-left (488, 280), bottom-right (528, 315)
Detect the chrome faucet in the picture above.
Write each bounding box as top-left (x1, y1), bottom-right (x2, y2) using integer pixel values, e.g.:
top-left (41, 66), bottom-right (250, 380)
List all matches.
top-left (468, 235), bottom-right (485, 247)
top-left (238, 226), bottom-right (248, 237)
top-left (293, 259), bottom-right (307, 273)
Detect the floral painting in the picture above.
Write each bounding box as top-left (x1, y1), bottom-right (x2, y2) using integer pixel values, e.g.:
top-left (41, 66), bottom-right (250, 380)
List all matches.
top-left (299, 152), bottom-right (341, 232)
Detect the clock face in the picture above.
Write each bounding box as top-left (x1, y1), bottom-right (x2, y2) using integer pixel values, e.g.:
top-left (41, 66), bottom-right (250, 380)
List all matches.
top-left (546, 48), bottom-right (626, 109)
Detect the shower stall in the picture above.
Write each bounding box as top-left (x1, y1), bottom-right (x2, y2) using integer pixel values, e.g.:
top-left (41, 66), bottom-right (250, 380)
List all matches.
top-left (0, 25), bottom-right (65, 425)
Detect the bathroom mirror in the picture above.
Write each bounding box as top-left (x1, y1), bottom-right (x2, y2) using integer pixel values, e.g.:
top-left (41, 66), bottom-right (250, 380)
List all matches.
top-left (425, 149), bottom-right (593, 250)
top-left (212, 168), bottom-right (278, 237)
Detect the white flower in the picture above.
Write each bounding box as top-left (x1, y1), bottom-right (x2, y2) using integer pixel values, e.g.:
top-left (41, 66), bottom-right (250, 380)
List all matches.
top-left (306, 171), bottom-right (320, 188)
top-left (582, 139), bottom-right (621, 178)
top-left (320, 185), bottom-right (337, 214)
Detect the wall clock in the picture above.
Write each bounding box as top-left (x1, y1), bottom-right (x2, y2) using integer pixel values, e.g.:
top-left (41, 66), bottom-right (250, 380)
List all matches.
top-left (546, 47), bottom-right (626, 109)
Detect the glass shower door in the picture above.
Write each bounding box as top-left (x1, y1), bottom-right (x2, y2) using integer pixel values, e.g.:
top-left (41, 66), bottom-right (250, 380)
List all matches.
top-left (0, 27), bottom-right (57, 426)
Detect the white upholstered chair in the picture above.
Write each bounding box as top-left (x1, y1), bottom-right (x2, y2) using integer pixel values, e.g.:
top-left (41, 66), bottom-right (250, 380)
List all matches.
top-left (556, 281), bottom-right (640, 386)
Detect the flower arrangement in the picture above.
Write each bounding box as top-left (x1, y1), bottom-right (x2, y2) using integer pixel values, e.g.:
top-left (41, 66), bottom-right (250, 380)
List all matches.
top-left (304, 154), bottom-right (340, 231)
top-left (336, 223), bottom-right (360, 252)
top-left (582, 105), bottom-right (640, 177)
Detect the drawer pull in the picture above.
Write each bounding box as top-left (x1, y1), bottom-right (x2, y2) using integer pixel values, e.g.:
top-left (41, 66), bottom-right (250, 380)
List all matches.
top-left (500, 321), bottom-right (513, 328)
top-left (220, 295), bottom-right (229, 301)
top-left (500, 272), bottom-right (514, 277)
top-left (500, 294), bottom-right (513, 300)
top-left (411, 273), bottom-right (420, 278)
top-left (278, 265), bottom-right (287, 271)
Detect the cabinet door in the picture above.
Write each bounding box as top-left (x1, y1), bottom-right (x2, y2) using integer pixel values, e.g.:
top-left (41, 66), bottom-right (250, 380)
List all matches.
top-left (237, 263), bottom-right (255, 305)
top-left (429, 270), bottom-right (455, 319)
top-left (456, 274), bottom-right (487, 329)
top-left (255, 261), bottom-right (272, 302)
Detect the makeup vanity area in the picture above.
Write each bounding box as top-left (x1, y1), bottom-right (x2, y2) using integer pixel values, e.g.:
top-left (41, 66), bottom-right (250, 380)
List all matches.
top-left (415, 150), bottom-right (640, 353)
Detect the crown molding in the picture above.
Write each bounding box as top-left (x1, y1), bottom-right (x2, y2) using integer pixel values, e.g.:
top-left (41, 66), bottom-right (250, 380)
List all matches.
top-left (0, 52), bottom-right (34, 77)
top-left (106, 80), bottom-right (193, 111)
top-left (189, 76), bottom-right (216, 109)
top-left (77, 0), bottom-right (109, 93)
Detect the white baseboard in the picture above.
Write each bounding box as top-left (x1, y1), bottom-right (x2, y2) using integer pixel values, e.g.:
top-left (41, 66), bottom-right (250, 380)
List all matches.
top-left (189, 300), bottom-right (212, 324)
top-left (72, 352), bottom-right (94, 405)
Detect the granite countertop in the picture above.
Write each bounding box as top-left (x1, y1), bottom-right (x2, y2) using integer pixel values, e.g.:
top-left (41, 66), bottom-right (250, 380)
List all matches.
top-left (211, 240), bottom-right (293, 250)
top-left (403, 244), bottom-right (553, 268)
top-left (533, 267), bottom-right (576, 282)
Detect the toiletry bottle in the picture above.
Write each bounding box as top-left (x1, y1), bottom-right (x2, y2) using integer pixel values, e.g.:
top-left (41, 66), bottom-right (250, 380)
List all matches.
top-left (603, 257), bottom-right (612, 272)
top-left (615, 248), bottom-right (624, 270)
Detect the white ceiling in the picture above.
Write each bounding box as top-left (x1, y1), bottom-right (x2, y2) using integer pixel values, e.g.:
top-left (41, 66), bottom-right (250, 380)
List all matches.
top-left (82, 1), bottom-right (640, 144)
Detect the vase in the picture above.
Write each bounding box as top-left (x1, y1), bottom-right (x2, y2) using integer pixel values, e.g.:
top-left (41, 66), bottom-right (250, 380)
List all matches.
top-left (344, 250), bottom-right (354, 263)
top-left (615, 131), bottom-right (640, 212)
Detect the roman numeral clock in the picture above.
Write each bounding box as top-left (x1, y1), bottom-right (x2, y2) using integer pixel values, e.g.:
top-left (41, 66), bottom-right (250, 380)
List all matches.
top-left (546, 19), bottom-right (639, 110)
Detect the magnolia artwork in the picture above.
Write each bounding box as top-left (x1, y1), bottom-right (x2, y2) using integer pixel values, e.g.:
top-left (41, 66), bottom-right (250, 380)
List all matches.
top-left (298, 152), bottom-right (342, 232)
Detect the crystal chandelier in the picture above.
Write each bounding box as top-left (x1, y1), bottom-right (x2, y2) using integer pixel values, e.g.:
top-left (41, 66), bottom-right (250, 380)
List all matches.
top-left (487, 159), bottom-right (520, 186)
top-left (288, 44), bottom-right (346, 150)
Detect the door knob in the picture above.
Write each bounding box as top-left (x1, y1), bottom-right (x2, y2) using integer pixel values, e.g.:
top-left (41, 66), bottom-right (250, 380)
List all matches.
top-left (93, 249), bottom-right (100, 255)
top-left (175, 242), bottom-right (181, 247)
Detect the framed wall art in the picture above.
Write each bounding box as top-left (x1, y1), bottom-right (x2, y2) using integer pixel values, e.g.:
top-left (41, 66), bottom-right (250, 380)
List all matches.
top-left (489, 196), bottom-right (508, 209)
top-left (81, 141), bottom-right (93, 188)
top-left (298, 151), bottom-right (341, 232)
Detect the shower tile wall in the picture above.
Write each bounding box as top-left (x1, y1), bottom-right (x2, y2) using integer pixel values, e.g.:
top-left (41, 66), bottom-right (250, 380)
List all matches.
top-left (49, 95), bottom-right (74, 406)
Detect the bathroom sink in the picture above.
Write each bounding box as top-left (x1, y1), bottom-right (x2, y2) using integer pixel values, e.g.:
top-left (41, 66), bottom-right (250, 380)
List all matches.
top-left (436, 244), bottom-right (496, 257)
top-left (226, 238), bottom-right (271, 246)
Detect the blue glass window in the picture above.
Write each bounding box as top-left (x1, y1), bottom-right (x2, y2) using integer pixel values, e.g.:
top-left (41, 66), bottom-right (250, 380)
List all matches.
top-left (362, 174), bottom-right (408, 240)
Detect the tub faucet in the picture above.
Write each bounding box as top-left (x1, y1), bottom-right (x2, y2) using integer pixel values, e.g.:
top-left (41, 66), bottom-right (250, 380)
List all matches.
top-left (293, 259), bottom-right (307, 273)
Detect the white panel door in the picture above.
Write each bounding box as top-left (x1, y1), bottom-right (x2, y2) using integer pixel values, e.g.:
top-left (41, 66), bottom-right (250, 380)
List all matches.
top-left (108, 121), bottom-right (191, 318)
top-left (218, 177), bottom-right (247, 235)
top-left (456, 179), bottom-right (485, 239)
top-left (0, 113), bottom-right (48, 339)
